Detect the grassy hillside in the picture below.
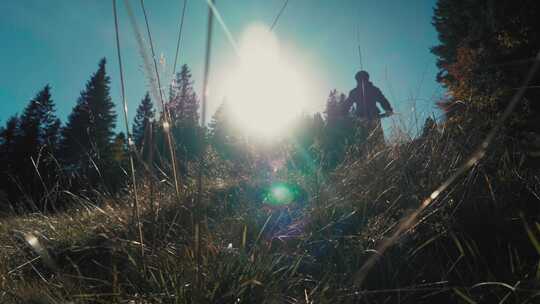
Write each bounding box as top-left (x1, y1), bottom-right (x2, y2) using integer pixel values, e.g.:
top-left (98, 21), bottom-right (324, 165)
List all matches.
top-left (1, 111), bottom-right (539, 304)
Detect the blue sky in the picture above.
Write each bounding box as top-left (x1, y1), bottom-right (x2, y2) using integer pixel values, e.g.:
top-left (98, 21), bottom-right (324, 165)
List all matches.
top-left (0, 0), bottom-right (444, 136)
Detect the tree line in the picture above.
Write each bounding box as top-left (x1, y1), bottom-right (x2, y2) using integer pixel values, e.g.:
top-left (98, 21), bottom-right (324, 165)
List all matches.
top-left (0, 59), bottom-right (204, 213)
top-left (0, 55), bottom-right (357, 214)
top-left (4, 0), bottom-right (538, 214)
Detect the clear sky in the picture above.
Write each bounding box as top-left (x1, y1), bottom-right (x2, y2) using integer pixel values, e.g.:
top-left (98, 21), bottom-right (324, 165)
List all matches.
top-left (0, 0), bottom-right (444, 136)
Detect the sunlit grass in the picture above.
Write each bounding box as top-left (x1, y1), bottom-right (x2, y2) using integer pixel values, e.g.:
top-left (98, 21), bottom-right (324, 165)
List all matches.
top-left (1, 114), bottom-right (538, 303)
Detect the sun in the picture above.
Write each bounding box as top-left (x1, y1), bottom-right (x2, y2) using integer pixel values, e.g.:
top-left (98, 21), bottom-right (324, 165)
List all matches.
top-left (223, 24), bottom-right (310, 137)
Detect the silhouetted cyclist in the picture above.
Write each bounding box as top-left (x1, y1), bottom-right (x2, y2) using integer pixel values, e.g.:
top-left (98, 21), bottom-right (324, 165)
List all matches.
top-left (344, 70), bottom-right (394, 150)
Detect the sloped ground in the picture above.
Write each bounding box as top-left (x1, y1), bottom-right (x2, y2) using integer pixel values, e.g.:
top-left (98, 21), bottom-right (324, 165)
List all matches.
top-left (1, 118), bottom-right (539, 303)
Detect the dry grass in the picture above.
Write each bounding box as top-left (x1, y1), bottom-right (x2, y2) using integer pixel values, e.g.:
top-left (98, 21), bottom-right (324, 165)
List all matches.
top-left (1, 114), bottom-right (539, 303)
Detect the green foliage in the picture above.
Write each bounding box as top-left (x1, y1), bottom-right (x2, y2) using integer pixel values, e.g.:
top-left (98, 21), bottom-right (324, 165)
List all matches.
top-left (60, 58), bottom-right (117, 190)
top-left (3, 3), bottom-right (540, 301)
top-left (320, 90), bottom-right (354, 171)
top-left (132, 92), bottom-right (154, 149)
top-left (149, 63), bottom-right (204, 178)
top-left (168, 64), bottom-right (199, 124)
top-left (0, 86), bottom-right (62, 212)
top-left (0, 116), bottom-right (20, 172)
top-left (15, 85), bottom-right (60, 155)
top-left (432, 0), bottom-right (540, 120)
top-left (2, 118), bottom-right (539, 303)
top-left (209, 102), bottom-right (241, 161)
top-left (287, 112), bottom-right (324, 177)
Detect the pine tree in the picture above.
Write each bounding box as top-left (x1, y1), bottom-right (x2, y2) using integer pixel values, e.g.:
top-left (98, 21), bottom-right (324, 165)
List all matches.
top-left (168, 64), bottom-right (199, 124)
top-left (60, 58), bottom-right (117, 190)
top-left (61, 58), bottom-right (117, 167)
top-left (133, 92), bottom-right (155, 148)
top-left (0, 115), bottom-right (20, 173)
top-left (209, 102), bottom-right (236, 159)
top-left (161, 64), bottom-right (202, 173)
top-left (0, 116), bottom-right (19, 149)
top-left (13, 85), bottom-right (61, 181)
top-left (44, 118), bottom-right (61, 152)
top-left (288, 113), bottom-right (325, 175)
top-left (324, 90), bottom-right (342, 125)
top-left (321, 90), bottom-right (352, 170)
top-left (313, 113), bottom-right (325, 139)
top-left (0, 115), bottom-right (19, 210)
top-left (432, 0), bottom-right (540, 116)
top-left (15, 85), bottom-right (60, 158)
top-left (0, 86), bottom-right (62, 211)
top-left (209, 102), bottom-right (228, 142)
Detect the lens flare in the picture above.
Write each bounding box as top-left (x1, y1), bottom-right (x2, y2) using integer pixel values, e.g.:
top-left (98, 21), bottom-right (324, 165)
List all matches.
top-left (265, 183), bottom-right (295, 206)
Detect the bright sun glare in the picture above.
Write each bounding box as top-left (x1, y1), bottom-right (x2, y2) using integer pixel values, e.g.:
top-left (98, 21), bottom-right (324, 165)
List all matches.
top-left (224, 24), bottom-right (310, 137)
